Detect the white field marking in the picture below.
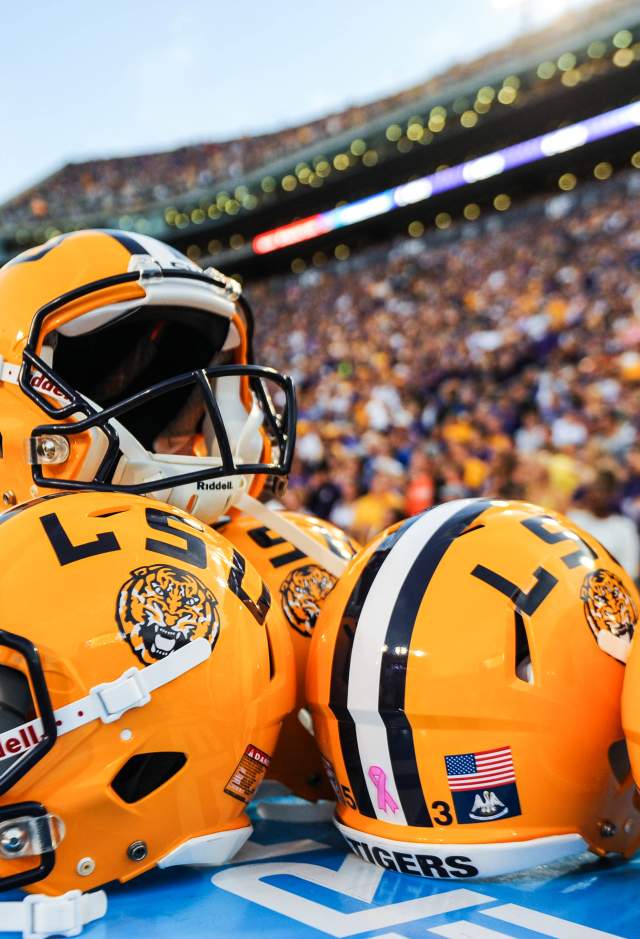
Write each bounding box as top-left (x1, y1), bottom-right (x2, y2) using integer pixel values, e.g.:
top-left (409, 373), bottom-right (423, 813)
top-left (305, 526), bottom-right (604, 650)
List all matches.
top-left (234, 838), bottom-right (330, 863)
top-left (429, 920), bottom-right (513, 938)
top-left (483, 903), bottom-right (625, 938)
top-left (212, 855), bottom-right (495, 938)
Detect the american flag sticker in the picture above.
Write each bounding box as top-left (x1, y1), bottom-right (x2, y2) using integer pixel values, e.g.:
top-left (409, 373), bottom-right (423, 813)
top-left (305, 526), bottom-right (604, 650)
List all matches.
top-left (444, 746), bottom-right (521, 824)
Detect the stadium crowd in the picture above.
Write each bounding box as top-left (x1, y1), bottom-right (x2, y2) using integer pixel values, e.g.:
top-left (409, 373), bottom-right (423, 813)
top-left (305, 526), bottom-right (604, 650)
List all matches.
top-left (0, 0), bottom-right (624, 226)
top-left (254, 173), bottom-right (640, 577)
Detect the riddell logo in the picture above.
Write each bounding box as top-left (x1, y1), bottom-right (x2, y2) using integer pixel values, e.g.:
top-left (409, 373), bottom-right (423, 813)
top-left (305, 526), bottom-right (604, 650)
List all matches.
top-left (196, 480), bottom-right (233, 491)
top-left (30, 372), bottom-right (69, 404)
top-left (0, 725), bottom-right (41, 761)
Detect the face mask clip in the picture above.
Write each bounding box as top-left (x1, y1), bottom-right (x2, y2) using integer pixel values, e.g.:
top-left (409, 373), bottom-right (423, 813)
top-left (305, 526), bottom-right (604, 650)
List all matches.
top-left (0, 810), bottom-right (64, 860)
top-left (27, 436), bottom-right (70, 466)
top-left (0, 803), bottom-right (57, 892)
top-left (203, 267), bottom-right (241, 300)
top-left (127, 255), bottom-right (163, 279)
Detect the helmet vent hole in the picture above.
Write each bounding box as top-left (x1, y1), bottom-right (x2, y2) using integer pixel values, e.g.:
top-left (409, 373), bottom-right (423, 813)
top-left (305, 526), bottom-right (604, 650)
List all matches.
top-left (457, 523), bottom-right (485, 538)
top-left (111, 752), bottom-right (187, 804)
top-left (514, 612), bottom-right (533, 683)
top-left (608, 739), bottom-right (631, 785)
top-left (264, 625), bottom-right (275, 681)
top-left (89, 507), bottom-right (132, 518)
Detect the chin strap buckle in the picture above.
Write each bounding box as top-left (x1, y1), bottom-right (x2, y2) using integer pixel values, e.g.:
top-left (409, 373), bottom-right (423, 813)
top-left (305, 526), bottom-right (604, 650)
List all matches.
top-left (3, 889), bottom-right (107, 939)
top-left (90, 668), bottom-right (152, 724)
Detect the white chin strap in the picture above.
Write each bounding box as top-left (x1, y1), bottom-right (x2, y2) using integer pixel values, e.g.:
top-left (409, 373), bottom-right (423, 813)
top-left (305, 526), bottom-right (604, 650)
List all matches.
top-left (1, 890), bottom-right (107, 939)
top-left (238, 495), bottom-right (349, 579)
top-left (112, 434), bottom-right (350, 574)
top-left (0, 640), bottom-right (211, 939)
top-left (0, 639), bottom-right (211, 766)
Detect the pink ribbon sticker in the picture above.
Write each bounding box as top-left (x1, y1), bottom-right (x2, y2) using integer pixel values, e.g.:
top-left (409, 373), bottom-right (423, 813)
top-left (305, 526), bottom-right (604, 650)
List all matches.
top-left (368, 765), bottom-right (399, 814)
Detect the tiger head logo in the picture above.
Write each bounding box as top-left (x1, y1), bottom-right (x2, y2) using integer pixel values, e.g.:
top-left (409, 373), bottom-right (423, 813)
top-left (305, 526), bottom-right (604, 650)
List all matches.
top-left (280, 564), bottom-right (337, 638)
top-left (580, 568), bottom-right (638, 642)
top-left (116, 564), bottom-right (220, 665)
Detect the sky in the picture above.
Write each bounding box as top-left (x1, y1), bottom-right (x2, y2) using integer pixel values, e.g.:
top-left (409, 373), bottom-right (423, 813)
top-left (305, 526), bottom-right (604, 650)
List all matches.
top-left (0, 0), bottom-right (595, 202)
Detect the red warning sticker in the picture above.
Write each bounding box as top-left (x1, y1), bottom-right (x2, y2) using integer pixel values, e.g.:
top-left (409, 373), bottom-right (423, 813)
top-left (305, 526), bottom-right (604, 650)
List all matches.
top-left (224, 744), bottom-right (271, 803)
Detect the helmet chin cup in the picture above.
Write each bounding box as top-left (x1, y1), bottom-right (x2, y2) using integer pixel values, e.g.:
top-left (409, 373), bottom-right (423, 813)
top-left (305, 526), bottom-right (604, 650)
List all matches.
top-left (164, 475), bottom-right (247, 524)
top-left (114, 448), bottom-right (249, 524)
top-left (110, 407), bottom-right (258, 524)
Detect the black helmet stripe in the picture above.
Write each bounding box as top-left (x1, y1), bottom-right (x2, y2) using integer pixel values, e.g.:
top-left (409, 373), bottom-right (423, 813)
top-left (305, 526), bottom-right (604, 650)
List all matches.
top-left (379, 499), bottom-right (491, 826)
top-left (7, 234), bottom-right (67, 266)
top-left (330, 500), bottom-right (491, 828)
top-left (102, 229), bottom-right (150, 255)
top-left (328, 514), bottom-right (422, 819)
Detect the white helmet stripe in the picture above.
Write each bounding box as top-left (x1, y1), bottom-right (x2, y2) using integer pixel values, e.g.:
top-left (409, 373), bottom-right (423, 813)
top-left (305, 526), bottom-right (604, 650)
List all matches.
top-left (336, 499), bottom-right (493, 827)
top-left (348, 501), bottom-right (477, 824)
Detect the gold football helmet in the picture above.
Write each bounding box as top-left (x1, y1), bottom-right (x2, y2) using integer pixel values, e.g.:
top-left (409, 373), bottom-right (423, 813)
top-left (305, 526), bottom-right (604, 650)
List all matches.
top-left (307, 498), bottom-right (640, 878)
top-left (0, 230), bottom-right (295, 524)
top-left (220, 510), bottom-right (358, 801)
top-left (0, 491), bottom-right (294, 931)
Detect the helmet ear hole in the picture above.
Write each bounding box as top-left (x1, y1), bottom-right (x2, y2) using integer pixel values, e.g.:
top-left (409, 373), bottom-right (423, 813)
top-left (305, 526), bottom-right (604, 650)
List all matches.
top-left (111, 752), bottom-right (187, 804)
top-left (608, 739), bottom-right (631, 785)
top-left (514, 612), bottom-right (534, 683)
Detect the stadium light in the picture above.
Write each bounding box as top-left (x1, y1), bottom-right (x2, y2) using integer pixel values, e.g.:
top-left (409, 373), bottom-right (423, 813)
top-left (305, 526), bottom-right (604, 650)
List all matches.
top-left (252, 99), bottom-right (640, 256)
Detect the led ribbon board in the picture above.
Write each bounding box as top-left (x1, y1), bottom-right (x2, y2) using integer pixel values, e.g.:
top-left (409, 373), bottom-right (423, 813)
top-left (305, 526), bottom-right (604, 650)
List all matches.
top-left (252, 100), bottom-right (640, 255)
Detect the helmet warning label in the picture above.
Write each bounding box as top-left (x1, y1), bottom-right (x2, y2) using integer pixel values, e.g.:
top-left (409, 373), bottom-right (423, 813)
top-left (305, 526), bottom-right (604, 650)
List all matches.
top-left (224, 744), bottom-right (271, 803)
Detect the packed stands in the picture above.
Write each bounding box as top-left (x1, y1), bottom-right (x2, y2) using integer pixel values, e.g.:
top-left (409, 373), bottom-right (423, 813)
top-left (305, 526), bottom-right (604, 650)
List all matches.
top-left (0, 0), bottom-right (636, 236)
top-left (2, 1), bottom-right (640, 575)
top-left (252, 167), bottom-right (640, 573)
